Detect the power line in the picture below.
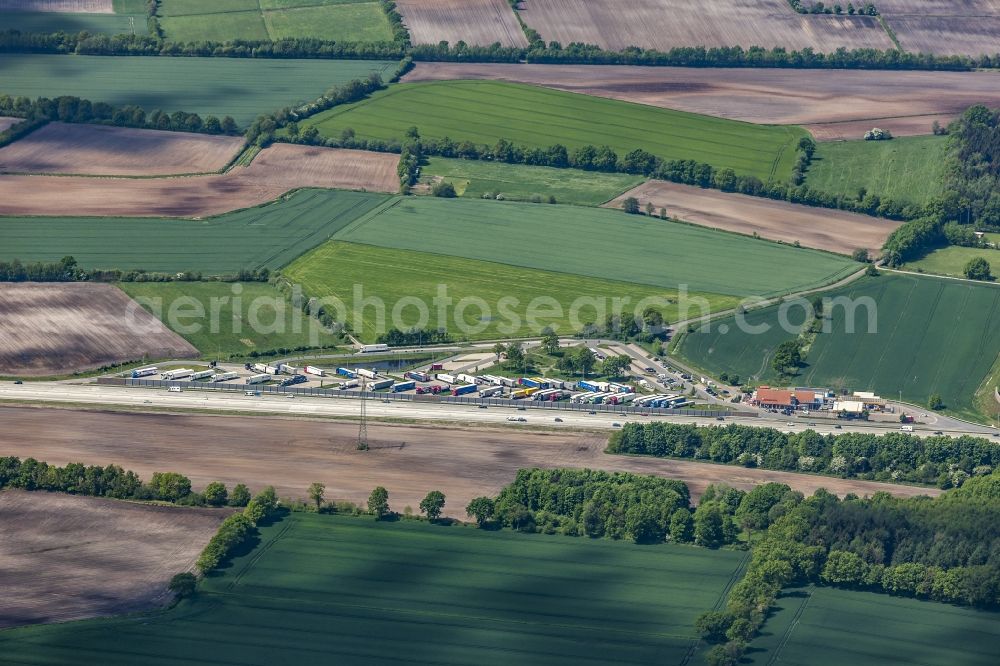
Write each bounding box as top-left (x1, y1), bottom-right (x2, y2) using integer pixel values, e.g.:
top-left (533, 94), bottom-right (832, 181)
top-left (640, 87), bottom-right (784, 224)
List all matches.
top-left (357, 376), bottom-right (369, 451)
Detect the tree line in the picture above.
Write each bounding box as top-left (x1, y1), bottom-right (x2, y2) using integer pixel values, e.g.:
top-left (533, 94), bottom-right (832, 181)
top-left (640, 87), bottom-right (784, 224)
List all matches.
top-left (0, 93), bottom-right (238, 134)
top-left (700, 473), bottom-right (1000, 664)
top-left (0, 456), bottom-right (256, 508)
top-left (0, 256), bottom-right (269, 284)
top-left (609, 421), bottom-right (1000, 489)
top-left (196, 486), bottom-right (280, 574)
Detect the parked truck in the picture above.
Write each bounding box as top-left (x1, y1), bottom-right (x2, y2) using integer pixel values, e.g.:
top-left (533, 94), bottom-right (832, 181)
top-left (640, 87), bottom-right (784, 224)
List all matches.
top-left (131, 366), bottom-right (158, 378)
top-left (304, 365), bottom-right (326, 377)
top-left (246, 373), bottom-right (270, 384)
top-left (280, 375), bottom-right (307, 387)
top-left (457, 373), bottom-right (478, 385)
top-left (392, 381), bottom-right (416, 392)
top-left (161, 368), bottom-right (193, 381)
top-left (479, 385), bottom-right (503, 398)
top-left (453, 384), bottom-right (478, 396)
top-left (436, 373), bottom-right (457, 384)
top-left (190, 370), bottom-right (215, 381)
top-left (370, 378), bottom-right (394, 391)
top-left (360, 344), bottom-right (389, 353)
top-left (339, 379), bottom-right (360, 390)
top-left (337, 367), bottom-right (358, 378)
top-left (211, 371), bottom-right (239, 382)
top-left (405, 370), bottom-right (430, 382)
top-left (357, 368), bottom-right (379, 380)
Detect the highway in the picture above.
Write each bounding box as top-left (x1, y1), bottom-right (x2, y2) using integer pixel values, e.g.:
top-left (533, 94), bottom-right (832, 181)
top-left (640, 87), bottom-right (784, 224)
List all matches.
top-left (2, 381), bottom-right (997, 439)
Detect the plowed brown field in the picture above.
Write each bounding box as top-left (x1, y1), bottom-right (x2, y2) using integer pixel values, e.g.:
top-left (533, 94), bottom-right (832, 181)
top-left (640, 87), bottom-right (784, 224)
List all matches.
top-left (519, 0), bottom-right (892, 52)
top-left (0, 407), bottom-right (938, 523)
top-left (0, 123), bottom-right (245, 176)
top-left (0, 283), bottom-right (198, 377)
top-left (405, 63), bottom-right (1000, 140)
top-left (607, 180), bottom-right (902, 255)
top-left (395, 0), bottom-right (528, 47)
top-left (0, 144), bottom-right (400, 217)
top-left (0, 490), bottom-right (227, 628)
top-left (0, 117), bottom-right (22, 132)
top-left (0, 0), bottom-right (111, 11)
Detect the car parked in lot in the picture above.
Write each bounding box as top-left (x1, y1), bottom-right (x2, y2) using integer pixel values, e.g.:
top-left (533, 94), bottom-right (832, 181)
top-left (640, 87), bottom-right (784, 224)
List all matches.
top-left (554, 417), bottom-right (563, 422)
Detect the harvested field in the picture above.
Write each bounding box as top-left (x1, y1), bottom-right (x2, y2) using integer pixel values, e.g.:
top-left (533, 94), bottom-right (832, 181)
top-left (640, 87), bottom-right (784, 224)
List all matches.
top-left (0, 489), bottom-right (227, 628)
top-left (0, 144), bottom-right (399, 217)
top-left (0, 0), bottom-right (111, 10)
top-left (886, 16), bottom-right (1000, 56)
top-left (0, 123), bottom-right (245, 176)
top-left (395, 0), bottom-right (528, 47)
top-left (404, 63), bottom-right (1000, 140)
top-left (0, 407), bottom-right (938, 520)
top-left (606, 180), bottom-right (901, 255)
top-left (0, 283), bottom-right (198, 377)
top-left (0, 117), bottom-right (21, 132)
top-left (519, 0), bottom-right (893, 52)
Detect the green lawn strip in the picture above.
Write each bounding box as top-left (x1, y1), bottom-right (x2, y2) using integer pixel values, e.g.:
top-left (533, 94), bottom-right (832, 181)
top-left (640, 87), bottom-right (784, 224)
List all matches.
top-left (419, 156), bottom-right (644, 205)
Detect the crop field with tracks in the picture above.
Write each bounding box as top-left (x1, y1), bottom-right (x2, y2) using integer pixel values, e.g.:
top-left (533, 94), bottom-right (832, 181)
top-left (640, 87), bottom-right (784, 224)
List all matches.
top-left (0, 188), bottom-right (390, 274)
top-left (805, 135), bottom-right (948, 206)
top-left (419, 157), bottom-right (643, 205)
top-left (0, 282), bottom-right (198, 377)
top-left (746, 586), bottom-right (1000, 666)
top-left (0, 122), bottom-right (245, 176)
top-left (333, 196), bottom-right (858, 298)
top-left (877, 1), bottom-right (1000, 56)
top-left (0, 512), bottom-right (749, 665)
top-left (518, 0), bottom-right (893, 52)
top-left (283, 241), bottom-right (740, 341)
top-left (299, 80), bottom-right (809, 181)
top-left (159, 0), bottom-right (394, 43)
top-left (0, 490), bottom-right (227, 629)
top-left (119, 282), bottom-right (342, 356)
top-left (395, 0), bottom-right (527, 47)
top-left (678, 273), bottom-right (1000, 421)
top-left (0, 144), bottom-right (399, 217)
top-left (0, 54), bottom-right (396, 125)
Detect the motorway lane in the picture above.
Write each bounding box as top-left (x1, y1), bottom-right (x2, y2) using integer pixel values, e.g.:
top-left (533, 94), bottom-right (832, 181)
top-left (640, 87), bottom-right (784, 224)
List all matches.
top-left (1, 381), bottom-right (996, 439)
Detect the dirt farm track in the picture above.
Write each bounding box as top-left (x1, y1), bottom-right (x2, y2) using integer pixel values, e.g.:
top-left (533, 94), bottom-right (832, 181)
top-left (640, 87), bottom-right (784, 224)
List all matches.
top-left (0, 490), bottom-right (227, 628)
top-left (0, 407), bottom-right (939, 521)
top-left (405, 64), bottom-right (1000, 141)
top-left (0, 144), bottom-right (400, 217)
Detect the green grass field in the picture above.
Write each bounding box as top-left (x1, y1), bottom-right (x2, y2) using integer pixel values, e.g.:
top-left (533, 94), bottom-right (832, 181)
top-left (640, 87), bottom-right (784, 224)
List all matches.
top-left (420, 157), bottom-right (644, 206)
top-left (0, 11), bottom-right (147, 35)
top-left (677, 273), bottom-right (1000, 421)
top-left (0, 512), bottom-right (747, 665)
top-left (283, 241), bottom-right (740, 341)
top-left (805, 135), bottom-right (947, 206)
top-left (159, 0), bottom-right (393, 42)
top-left (903, 245), bottom-right (1000, 279)
top-left (747, 586), bottom-right (1000, 665)
top-left (332, 196), bottom-right (858, 298)
top-left (0, 54), bottom-right (395, 125)
top-left (0, 189), bottom-right (390, 275)
top-left (118, 282), bottom-right (340, 356)
top-left (300, 81), bottom-right (808, 182)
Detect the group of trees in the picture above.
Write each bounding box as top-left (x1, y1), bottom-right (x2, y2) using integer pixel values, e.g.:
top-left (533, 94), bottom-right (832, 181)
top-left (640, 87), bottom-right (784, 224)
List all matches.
top-left (609, 422), bottom-right (1000, 489)
top-left (0, 456), bottom-right (256, 508)
top-left (702, 475), bottom-right (1000, 664)
top-left (196, 486), bottom-right (279, 574)
top-left (0, 256), bottom-right (269, 284)
top-left (788, 1), bottom-right (878, 14)
top-left (0, 93), bottom-right (238, 136)
top-left (375, 327), bottom-right (451, 346)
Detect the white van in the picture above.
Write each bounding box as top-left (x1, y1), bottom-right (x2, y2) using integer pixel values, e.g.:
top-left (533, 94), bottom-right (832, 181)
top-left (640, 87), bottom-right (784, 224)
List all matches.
top-left (167, 386), bottom-right (182, 393)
